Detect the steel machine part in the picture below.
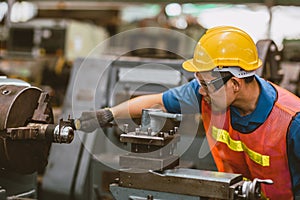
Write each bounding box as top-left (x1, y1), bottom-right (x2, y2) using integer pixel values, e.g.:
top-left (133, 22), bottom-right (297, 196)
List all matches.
top-left (0, 77), bottom-right (74, 175)
top-left (40, 56), bottom-right (194, 200)
top-left (119, 108), bottom-right (182, 171)
top-left (256, 39), bottom-right (282, 84)
top-left (111, 169), bottom-right (273, 200)
top-left (0, 77), bottom-right (75, 200)
top-left (110, 110), bottom-right (273, 200)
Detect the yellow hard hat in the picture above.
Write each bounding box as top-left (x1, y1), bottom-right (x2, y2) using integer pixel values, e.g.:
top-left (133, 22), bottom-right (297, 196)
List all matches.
top-left (183, 26), bottom-right (262, 73)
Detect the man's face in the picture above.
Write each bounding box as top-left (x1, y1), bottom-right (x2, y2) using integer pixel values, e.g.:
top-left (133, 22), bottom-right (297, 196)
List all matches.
top-left (194, 71), bottom-right (233, 112)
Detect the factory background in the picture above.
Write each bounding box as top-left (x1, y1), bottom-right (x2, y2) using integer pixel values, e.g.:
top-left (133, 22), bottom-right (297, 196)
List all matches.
top-left (0, 0), bottom-right (300, 199)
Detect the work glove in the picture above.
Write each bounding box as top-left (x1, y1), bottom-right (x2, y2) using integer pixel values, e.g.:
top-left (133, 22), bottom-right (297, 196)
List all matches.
top-left (76, 108), bottom-right (114, 132)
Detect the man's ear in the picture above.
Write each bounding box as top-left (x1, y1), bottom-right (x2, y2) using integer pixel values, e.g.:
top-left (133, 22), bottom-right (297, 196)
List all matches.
top-left (230, 77), bottom-right (241, 92)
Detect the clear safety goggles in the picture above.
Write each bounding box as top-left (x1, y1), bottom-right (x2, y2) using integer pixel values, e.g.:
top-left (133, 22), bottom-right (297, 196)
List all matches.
top-left (194, 72), bottom-right (233, 93)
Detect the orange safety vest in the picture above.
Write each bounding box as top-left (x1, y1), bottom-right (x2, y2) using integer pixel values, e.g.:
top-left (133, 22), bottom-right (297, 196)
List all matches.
top-left (202, 83), bottom-right (300, 199)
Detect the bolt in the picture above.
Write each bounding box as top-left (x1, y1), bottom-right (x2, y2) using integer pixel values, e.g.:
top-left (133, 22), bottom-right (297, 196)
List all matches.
top-left (147, 127), bottom-right (152, 136)
top-left (2, 90), bottom-right (10, 95)
top-left (123, 124), bottom-right (129, 134)
top-left (158, 132), bottom-right (164, 137)
top-left (174, 127), bottom-right (178, 133)
top-left (135, 127), bottom-right (140, 135)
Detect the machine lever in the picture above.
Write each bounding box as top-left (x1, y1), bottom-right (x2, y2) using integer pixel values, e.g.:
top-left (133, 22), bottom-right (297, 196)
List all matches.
top-left (237, 178), bottom-right (273, 200)
top-left (149, 112), bottom-right (182, 121)
top-left (254, 178), bottom-right (273, 185)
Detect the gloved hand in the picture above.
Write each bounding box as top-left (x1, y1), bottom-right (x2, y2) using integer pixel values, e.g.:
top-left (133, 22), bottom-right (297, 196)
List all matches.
top-left (76, 108), bottom-right (114, 132)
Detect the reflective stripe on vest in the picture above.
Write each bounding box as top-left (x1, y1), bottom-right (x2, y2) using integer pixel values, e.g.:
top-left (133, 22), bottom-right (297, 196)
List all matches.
top-left (202, 82), bottom-right (298, 199)
top-left (212, 126), bottom-right (270, 167)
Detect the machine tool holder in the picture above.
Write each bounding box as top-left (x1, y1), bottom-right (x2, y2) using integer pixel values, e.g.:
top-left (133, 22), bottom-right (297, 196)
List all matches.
top-left (111, 110), bottom-right (273, 200)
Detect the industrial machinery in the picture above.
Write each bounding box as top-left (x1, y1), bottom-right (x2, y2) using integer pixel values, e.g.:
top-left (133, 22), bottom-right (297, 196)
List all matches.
top-left (256, 39), bottom-right (282, 84)
top-left (6, 19), bottom-right (108, 61)
top-left (41, 38), bottom-right (283, 199)
top-left (0, 77), bottom-right (75, 199)
top-left (110, 109), bottom-right (273, 200)
top-left (40, 56), bottom-right (204, 200)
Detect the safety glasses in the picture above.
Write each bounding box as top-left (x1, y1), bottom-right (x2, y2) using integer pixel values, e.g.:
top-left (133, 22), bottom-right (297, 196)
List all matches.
top-left (194, 72), bottom-right (233, 93)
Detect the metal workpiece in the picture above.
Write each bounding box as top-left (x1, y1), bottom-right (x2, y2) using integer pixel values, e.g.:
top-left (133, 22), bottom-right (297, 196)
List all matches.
top-left (6, 119), bottom-right (74, 144)
top-left (52, 118), bottom-right (75, 143)
top-left (53, 124), bottom-right (74, 144)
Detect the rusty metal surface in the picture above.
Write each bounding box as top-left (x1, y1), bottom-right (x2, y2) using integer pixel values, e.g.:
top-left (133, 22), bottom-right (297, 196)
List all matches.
top-left (256, 39), bottom-right (282, 84)
top-left (119, 168), bottom-right (243, 199)
top-left (0, 85), bottom-right (42, 130)
top-left (32, 92), bottom-right (53, 123)
top-left (0, 84), bottom-right (54, 174)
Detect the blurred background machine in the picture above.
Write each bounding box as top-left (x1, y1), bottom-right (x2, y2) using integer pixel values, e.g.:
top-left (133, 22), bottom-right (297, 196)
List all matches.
top-left (0, 18), bottom-right (108, 108)
top-left (0, 77), bottom-right (75, 199)
top-left (256, 39), bottom-right (282, 84)
top-left (6, 19), bottom-right (108, 61)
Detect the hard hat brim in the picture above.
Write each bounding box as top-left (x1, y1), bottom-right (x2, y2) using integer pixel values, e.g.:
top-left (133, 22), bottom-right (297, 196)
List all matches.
top-left (182, 59), bottom-right (196, 72)
top-left (182, 59), bottom-right (215, 72)
top-left (183, 58), bottom-right (263, 73)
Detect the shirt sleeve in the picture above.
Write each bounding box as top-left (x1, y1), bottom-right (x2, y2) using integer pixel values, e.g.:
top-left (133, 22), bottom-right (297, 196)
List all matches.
top-left (162, 79), bottom-right (202, 114)
top-left (288, 113), bottom-right (300, 195)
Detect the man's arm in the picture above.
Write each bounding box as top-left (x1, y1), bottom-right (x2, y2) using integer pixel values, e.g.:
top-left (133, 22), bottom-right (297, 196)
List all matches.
top-left (77, 93), bottom-right (165, 132)
top-left (288, 114), bottom-right (300, 197)
top-left (111, 93), bottom-right (165, 119)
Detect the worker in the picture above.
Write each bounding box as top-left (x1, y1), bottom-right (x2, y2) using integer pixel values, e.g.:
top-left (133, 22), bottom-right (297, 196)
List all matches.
top-left (78, 26), bottom-right (300, 199)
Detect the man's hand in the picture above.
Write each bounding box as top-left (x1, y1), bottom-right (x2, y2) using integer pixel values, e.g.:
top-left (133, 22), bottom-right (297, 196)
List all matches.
top-left (77, 108), bottom-right (114, 132)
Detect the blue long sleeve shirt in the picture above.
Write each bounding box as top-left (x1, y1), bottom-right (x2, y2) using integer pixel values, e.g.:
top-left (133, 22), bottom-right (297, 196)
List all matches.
top-left (162, 75), bottom-right (300, 195)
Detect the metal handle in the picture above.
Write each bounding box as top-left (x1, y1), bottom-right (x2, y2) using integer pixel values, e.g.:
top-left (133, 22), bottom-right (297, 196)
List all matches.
top-left (149, 112), bottom-right (182, 121)
top-left (241, 178), bottom-right (273, 200)
top-left (254, 178), bottom-right (273, 185)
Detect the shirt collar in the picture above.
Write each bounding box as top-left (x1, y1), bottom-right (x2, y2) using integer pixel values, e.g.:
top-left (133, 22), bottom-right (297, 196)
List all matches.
top-left (230, 75), bottom-right (277, 125)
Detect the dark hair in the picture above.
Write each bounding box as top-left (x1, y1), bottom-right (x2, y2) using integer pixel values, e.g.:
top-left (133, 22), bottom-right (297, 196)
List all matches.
top-left (244, 75), bottom-right (255, 83)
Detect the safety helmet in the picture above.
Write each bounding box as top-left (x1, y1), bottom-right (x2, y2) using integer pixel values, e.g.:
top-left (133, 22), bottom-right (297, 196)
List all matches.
top-left (182, 26), bottom-right (262, 76)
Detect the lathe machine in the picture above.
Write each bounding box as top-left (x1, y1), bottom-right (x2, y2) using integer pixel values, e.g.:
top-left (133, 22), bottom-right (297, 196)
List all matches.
top-left (110, 109), bottom-right (273, 200)
top-left (0, 77), bottom-right (75, 199)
